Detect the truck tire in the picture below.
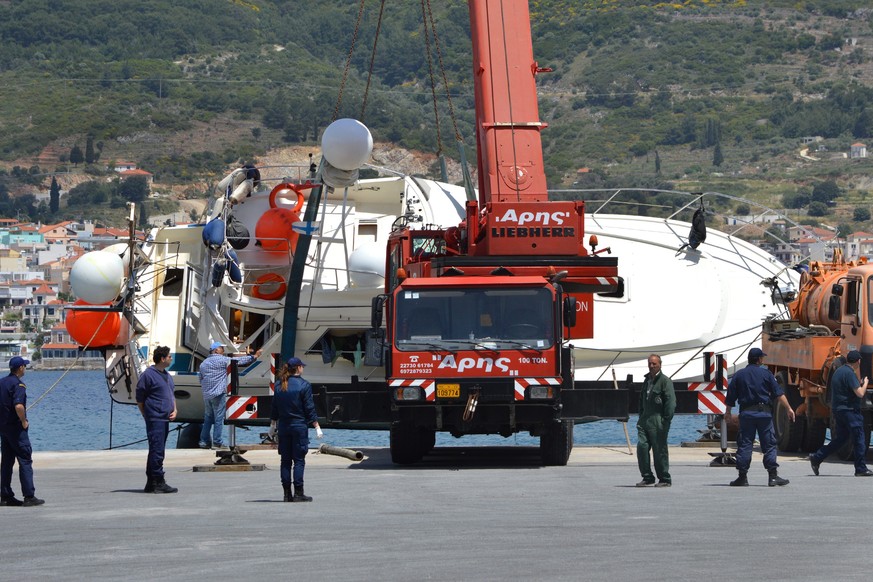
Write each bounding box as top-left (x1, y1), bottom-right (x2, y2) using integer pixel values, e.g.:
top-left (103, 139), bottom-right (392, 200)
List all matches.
top-left (418, 428), bottom-right (436, 457)
top-left (390, 423), bottom-right (422, 465)
top-left (540, 420), bottom-right (573, 466)
top-left (774, 371), bottom-right (805, 452)
top-left (802, 419), bottom-right (828, 452)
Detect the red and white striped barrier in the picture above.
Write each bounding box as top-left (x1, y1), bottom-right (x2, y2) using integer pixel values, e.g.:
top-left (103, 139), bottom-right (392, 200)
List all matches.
top-left (226, 395), bottom-right (258, 420)
top-left (698, 390), bottom-right (726, 414)
top-left (688, 352), bottom-right (727, 414)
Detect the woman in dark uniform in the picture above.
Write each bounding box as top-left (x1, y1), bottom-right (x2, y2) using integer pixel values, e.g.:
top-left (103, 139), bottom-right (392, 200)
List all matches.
top-left (269, 357), bottom-right (322, 501)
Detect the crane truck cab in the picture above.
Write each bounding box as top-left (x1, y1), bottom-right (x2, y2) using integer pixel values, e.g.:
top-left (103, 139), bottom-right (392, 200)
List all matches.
top-left (376, 274), bottom-right (579, 465)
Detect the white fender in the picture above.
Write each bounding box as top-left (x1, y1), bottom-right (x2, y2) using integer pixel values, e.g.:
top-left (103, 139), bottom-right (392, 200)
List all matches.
top-left (230, 178), bottom-right (253, 204)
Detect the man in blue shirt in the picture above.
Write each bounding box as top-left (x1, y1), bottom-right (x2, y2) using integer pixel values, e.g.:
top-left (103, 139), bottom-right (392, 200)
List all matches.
top-left (0, 356), bottom-right (44, 507)
top-left (136, 346), bottom-right (178, 494)
top-left (725, 347), bottom-right (795, 487)
top-left (197, 341), bottom-right (260, 449)
top-left (809, 350), bottom-right (873, 477)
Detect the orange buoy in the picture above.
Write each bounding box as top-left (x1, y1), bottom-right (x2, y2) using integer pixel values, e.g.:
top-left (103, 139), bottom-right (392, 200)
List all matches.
top-left (252, 273), bottom-right (287, 300)
top-left (269, 182), bottom-right (309, 212)
top-left (255, 208), bottom-right (300, 252)
top-left (65, 299), bottom-right (122, 347)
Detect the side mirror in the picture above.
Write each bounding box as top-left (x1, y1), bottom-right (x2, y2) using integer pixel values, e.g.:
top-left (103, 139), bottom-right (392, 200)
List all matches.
top-left (371, 294), bottom-right (387, 329)
top-left (832, 284), bottom-right (843, 297)
top-left (563, 296), bottom-right (577, 327)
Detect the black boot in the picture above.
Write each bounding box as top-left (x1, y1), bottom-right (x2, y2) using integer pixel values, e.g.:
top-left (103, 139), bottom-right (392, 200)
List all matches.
top-left (152, 477), bottom-right (178, 494)
top-left (293, 486), bottom-right (312, 502)
top-left (143, 478), bottom-right (155, 493)
top-left (283, 484), bottom-right (292, 502)
top-left (729, 471), bottom-right (749, 487)
top-left (768, 468), bottom-right (789, 487)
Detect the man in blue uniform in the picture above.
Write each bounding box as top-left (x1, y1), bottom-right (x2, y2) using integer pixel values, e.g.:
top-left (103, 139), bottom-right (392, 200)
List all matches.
top-left (809, 350), bottom-right (873, 477)
top-left (725, 347), bottom-right (795, 487)
top-left (0, 356), bottom-right (44, 507)
top-left (269, 357), bottom-right (322, 502)
top-left (136, 346), bottom-right (178, 494)
top-left (198, 341), bottom-right (261, 449)
top-left (636, 354), bottom-right (676, 487)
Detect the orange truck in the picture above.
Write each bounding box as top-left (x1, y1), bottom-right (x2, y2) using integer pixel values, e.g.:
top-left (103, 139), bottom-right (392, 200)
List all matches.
top-left (763, 253), bottom-right (873, 455)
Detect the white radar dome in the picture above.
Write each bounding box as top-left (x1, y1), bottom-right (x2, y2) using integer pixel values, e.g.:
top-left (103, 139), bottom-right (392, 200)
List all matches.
top-left (101, 243), bottom-right (131, 276)
top-left (321, 118), bottom-right (373, 171)
top-left (70, 251), bottom-right (125, 304)
top-left (348, 242), bottom-right (384, 288)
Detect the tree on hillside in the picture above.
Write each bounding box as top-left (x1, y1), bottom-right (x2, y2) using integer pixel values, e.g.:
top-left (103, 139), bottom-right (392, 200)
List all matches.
top-left (69, 145), bottom-right (84, 167)
top-left (837, 223), bottom-right (853, 238)
top-left (85, 135), bottom-right (96, 164)
top-left (712, 142), bottom-right (724, 167)
top-left (138, 203), bottom-right (150, 229)
top-left (66, 180), bottom-right (111, 206)
top-left (854, 207), bottom-right (871, 222)
top-left (49, 176), bottom-right (60, 213)
top-left (262, 93), bottom-right (289, 130)
top-left (783, 189), bottom-right (811, 209)
top-left (702, 118), bottom-right (721, 148)
top-left (808, 201), bottom-right (829, 216)
top-left (811, 180), bottom-right (841, 204)
top-left (119, 175), bottom-right (150, 203)
top-left (855, 109), bottom-right (873, 138)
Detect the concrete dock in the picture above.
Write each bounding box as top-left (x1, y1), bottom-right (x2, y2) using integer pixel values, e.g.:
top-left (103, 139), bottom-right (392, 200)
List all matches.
top-left (3, 445), bottom-right (870, 581)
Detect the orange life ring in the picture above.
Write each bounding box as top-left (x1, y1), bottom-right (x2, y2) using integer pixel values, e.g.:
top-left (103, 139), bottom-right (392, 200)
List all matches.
top-left (268, 181), bottom-right (316, 212)
top-left (252, 273), bottom-right (287, 300)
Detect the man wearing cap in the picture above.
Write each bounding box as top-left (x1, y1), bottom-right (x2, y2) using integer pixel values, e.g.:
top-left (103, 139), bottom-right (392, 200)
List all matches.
top-left (0, 356), bottom-right (44, 506)
top-left (198, 341), bottom-right (261, 449)
top-left (269, 356), bottom-right (322, 502)
top-left (725, 347), bottom-right (795, 487)
top-left (809, 350), bottom-right (873, 477)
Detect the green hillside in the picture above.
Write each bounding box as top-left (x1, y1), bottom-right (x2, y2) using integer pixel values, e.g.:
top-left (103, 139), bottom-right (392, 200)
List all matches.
top-left (1, 0), bottom-right (872, 228)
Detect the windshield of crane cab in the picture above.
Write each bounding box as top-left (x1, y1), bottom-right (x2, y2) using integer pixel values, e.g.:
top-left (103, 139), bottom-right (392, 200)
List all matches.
top-left (395, 287), bottom-right (554, 350)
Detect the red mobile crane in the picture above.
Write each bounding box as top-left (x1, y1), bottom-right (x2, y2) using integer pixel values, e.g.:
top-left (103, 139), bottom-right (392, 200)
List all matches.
top-left (371, 0), bottom-right (621, 465)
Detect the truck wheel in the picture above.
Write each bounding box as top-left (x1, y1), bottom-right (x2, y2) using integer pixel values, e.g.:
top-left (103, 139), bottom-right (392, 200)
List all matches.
top-left (540, 420), bottom-right (573, 466)
top-left (390, 423), bottom-right (422, 465)
top-left (774, 371), bottom-right (805, 452)
top-left (802, 419), bottom-right (827, 452)
top-left (418, 428), bottom-right (436, 457)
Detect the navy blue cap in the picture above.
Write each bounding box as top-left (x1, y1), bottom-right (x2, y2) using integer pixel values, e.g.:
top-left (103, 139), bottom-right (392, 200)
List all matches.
top-left (9, 356), bottom-right (29, 369)
top-left (847, 350), bottom-right (862, 363)
top-left (749, 347), bottom-right (766, 359)
top-left (286, 357), bottom-right (306, 368)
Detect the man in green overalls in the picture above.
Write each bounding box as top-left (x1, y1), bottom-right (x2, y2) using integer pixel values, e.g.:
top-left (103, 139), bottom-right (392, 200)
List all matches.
top-left (636, 354), bottom-right (676, 487)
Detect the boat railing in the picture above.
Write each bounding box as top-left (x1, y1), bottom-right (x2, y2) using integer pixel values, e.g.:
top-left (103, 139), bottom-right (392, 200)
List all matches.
top-left (578, 318), bottom-right (763, 382)
top-left (551, 187), bottom-right (828, 269)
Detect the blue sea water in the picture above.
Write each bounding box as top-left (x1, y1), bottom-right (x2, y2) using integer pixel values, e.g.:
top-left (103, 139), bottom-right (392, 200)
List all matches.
top-left (21, 370), bottom-right (713, 451)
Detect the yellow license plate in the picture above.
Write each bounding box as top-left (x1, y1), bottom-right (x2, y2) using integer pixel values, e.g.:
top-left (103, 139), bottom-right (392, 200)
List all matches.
top-left (437, 383), bottom-right (460, 398)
